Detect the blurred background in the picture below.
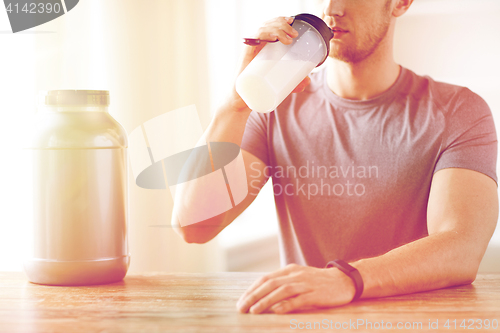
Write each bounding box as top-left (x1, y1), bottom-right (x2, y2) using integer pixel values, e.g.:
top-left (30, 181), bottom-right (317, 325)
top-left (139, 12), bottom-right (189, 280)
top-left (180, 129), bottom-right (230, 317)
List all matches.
top-left (1, 0), bottom-right (499, 273)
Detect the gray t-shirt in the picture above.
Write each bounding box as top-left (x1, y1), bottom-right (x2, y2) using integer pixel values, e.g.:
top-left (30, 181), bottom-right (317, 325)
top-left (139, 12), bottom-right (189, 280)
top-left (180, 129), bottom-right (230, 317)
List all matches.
top-left (241, 66), bottom-right (497, 268)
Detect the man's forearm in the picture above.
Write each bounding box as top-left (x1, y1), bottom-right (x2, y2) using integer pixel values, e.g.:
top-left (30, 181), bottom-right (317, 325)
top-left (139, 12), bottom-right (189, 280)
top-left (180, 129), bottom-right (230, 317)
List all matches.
top-left (172, 102), bottom-right (256, 243)
top-left (204, 101), bottom-right (252, 145)
top-left (351, 230), bottom-right (485, 299)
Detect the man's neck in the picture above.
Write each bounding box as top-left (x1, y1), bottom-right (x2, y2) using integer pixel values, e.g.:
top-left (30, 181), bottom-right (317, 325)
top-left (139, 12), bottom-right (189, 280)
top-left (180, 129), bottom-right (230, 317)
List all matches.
top-left (325, 38), bottom-right (401, 101)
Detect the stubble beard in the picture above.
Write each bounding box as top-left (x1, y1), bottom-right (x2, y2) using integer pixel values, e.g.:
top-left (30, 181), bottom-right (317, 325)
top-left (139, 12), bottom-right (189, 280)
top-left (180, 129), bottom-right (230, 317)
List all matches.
top-left (329, 1), bottom-right (393, 64)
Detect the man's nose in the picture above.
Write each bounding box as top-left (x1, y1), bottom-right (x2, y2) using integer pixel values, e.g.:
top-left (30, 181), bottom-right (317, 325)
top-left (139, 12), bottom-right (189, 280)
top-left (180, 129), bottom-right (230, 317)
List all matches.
top-left (323, 0), bottom-right (347, 17)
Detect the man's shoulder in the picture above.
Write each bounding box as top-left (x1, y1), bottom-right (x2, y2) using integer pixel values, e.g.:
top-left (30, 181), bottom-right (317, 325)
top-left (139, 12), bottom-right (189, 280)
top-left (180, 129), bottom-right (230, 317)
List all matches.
top-left (402, 68), bottom-right (488, 115)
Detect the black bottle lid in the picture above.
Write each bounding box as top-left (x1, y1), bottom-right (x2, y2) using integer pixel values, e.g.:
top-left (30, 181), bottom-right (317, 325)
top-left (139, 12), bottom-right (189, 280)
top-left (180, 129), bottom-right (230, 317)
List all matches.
top-left (293, 13), bottom-right (333, 66)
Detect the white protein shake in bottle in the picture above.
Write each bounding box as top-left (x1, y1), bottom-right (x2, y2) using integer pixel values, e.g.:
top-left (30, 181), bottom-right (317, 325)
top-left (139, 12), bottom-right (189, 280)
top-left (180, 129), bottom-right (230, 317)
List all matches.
top-left (236, 14), bottom-right (333, 113)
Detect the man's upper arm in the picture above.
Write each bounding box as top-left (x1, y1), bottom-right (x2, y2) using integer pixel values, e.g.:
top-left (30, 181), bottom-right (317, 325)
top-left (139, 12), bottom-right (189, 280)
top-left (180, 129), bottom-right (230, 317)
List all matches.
top-left (427, 87), bottom-right (497, 249)
top-left (208, 149), bottom-right (269, 235)
top-left (427, 168), bottom-right (498, 261)
top-left (239, 149), bottom-right (269, 206)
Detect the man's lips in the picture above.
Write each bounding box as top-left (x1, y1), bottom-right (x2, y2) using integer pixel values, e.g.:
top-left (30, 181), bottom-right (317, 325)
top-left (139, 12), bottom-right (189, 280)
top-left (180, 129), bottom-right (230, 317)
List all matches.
top-left (329, 26), bottom-right (348, 39)
top-left (330, 27), bottom-right (348, 33)
top-left (331, 27), bottom-right (348, 39)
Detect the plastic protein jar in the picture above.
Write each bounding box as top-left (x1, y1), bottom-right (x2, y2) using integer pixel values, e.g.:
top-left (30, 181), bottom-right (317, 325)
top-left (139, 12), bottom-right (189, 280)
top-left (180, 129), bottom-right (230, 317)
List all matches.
top-left (24, 90), bottom-right (130, 285)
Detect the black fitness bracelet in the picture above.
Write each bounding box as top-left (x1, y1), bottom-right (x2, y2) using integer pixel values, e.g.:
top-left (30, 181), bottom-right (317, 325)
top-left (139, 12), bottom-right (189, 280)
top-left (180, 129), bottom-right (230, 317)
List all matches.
top-left (325, 259), bottom-right (364, 302)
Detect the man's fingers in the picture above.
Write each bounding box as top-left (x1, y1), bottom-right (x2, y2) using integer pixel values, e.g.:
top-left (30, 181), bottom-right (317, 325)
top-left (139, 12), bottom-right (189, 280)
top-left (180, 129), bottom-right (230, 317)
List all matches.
top-left (292, 76), bottom-right (311, 93)
top-left (237, 265), bottom-right (303, 312)
top-left (237, 264), bottom-right (301, 305)
top-left (238, 277), bottom-right (307, 314)
top-left (256, 16), bottom-right (298, 45)
top-left (237, 275), bottom-right (292, 313)
top-left (237, 17), bottom-right (298, 76)
top-left (248, 283), bottom-right (311, 314)
top-left (271, 293), bottom-right (315, 314)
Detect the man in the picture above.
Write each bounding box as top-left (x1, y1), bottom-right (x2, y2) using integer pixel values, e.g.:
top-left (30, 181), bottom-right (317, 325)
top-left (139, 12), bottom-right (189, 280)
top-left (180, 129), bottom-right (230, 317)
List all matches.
top-left (172, 0), bottom-right (498, 314)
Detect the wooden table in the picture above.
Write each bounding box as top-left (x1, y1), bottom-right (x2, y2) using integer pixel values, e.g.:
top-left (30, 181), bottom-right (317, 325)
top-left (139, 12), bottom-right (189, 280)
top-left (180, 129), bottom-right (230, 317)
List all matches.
top-left (0, 272), bottom-right (499, 332)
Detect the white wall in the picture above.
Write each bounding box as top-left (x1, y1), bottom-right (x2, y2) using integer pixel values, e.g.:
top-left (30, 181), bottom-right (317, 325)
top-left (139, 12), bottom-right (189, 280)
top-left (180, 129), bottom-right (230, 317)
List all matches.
top-left (394, 0), bottom-right (500, 272)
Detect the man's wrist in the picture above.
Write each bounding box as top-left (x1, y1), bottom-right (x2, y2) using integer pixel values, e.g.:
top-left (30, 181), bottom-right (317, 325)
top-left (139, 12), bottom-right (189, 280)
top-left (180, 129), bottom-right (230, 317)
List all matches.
top-left (222, 89), bottom-right (252, 114)
top-left (326, 259), bottom-right (364, 302)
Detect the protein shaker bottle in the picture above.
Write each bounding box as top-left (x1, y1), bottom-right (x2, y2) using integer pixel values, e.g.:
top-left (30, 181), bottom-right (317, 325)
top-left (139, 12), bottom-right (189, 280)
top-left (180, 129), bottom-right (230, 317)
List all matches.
top-left (236, 13), bottom-right (333, 113)
top-left (24, 90), bottom-right (130, 286)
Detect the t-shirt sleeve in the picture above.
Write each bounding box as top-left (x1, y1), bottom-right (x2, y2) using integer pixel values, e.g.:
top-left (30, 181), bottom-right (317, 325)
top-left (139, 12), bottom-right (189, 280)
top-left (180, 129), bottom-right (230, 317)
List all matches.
top-left (240, 111), bottom-right (270, 166)
top-left (434, 88), bottom-right (498, 184)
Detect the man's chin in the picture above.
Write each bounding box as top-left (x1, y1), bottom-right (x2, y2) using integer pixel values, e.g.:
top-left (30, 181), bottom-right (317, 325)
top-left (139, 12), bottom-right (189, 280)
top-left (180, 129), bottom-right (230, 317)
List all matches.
top-left (328, 50), bottom-right (356, 64)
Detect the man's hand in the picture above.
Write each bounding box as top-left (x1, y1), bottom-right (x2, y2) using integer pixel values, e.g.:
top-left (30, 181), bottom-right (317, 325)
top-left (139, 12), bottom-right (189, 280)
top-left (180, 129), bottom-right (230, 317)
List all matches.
top-left (292, 75), bottom-right (311, 93)
top-left (236, 263), bottom-right (356, 314)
